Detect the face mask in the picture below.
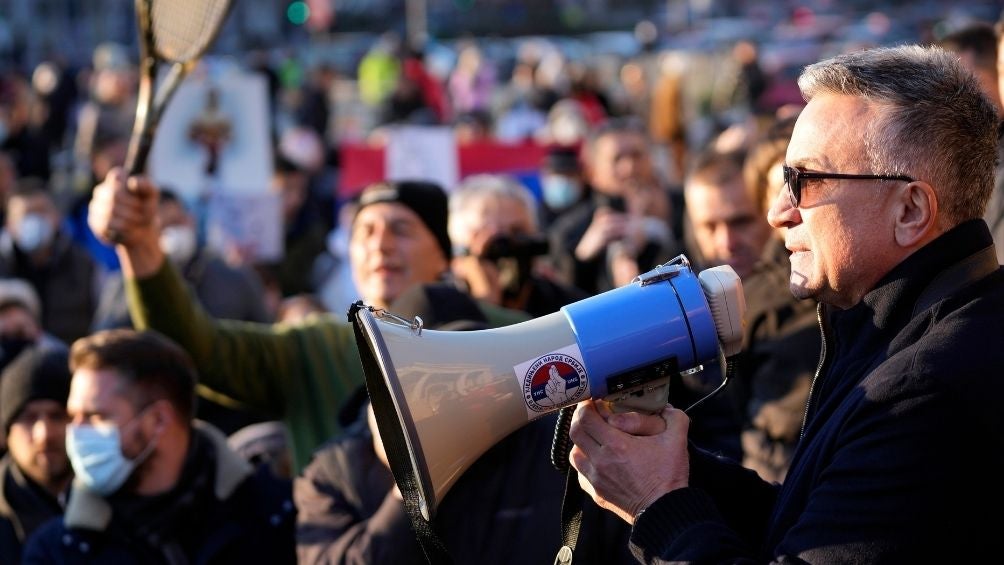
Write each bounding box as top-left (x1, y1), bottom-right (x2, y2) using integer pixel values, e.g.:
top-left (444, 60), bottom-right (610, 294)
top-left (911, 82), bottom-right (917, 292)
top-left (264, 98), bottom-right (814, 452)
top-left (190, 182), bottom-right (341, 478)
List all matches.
top-left (159, 225), bottom-right (197, 265)
top-left (66, 416), bottom-right (158, 496)
top-left (541, 175), bottom-right (582, 211)
top-left (14, 214), bottom-right (54, 253)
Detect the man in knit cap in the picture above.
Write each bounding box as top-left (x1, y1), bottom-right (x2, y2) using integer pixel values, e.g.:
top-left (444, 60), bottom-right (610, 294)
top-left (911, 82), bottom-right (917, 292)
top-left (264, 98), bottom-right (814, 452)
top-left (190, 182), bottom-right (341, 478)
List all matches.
top-left (86, 174), bottom-right (526, 471)
top-left (0, 278), bottom-right (66, 372)
top-left (0, 347), bottom-right (72, 563)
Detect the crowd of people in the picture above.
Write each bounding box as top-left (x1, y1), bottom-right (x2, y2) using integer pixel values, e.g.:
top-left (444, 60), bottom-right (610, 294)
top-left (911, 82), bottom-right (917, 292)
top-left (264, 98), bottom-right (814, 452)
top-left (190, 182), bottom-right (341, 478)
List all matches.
top-left (0, 7), bottom-right (1001, 564)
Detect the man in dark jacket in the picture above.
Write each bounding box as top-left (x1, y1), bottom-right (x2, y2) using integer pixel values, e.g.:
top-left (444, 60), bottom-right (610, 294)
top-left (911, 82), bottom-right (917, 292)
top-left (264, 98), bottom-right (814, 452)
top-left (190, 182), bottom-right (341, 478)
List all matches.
top-left (568, 45), bottom-right (1004, 562)
top-left (23, 329), bottom-right (295, 563)
top-left (0, 182), bottom-right (98, 344)
top-left (92, 189), bottom-right (271, 331)
top-left (295, 282), bottom-right (633, 564)
top-left (0, 347), bottom-right (72, 564)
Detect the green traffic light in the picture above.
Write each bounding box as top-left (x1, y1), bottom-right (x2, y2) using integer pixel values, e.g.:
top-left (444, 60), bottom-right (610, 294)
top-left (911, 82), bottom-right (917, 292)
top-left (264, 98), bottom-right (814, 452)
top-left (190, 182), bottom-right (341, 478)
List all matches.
top-left (287, 1), bottom-right (310, 25)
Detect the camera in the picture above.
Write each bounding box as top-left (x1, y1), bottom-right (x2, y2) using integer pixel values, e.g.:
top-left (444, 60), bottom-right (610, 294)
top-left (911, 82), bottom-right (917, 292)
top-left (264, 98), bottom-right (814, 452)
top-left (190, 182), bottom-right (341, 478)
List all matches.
top-left (479, 234), bottom-right (550, 261)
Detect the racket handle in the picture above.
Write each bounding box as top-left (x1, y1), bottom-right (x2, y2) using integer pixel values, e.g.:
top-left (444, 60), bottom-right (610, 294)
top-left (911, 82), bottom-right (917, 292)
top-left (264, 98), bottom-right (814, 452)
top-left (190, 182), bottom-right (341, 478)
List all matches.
top-left (124, 128), bottom-right (154, 177)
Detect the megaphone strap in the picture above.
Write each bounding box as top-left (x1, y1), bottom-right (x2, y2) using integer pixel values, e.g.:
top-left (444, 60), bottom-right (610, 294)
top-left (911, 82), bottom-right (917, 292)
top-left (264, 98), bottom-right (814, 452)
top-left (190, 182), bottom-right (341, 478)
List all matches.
top-left (349, 301), bottom-right (454, 565)
top-left (555, 464), bottom-right (585, 565)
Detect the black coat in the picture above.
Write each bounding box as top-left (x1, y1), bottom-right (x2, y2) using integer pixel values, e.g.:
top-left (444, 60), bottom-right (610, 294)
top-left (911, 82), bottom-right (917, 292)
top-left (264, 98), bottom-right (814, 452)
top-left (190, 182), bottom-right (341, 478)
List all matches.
top-left (0, 456), bottom-right (65, 564)
top-left (295, 405), bottom-right (634, 564)
top-left (22, 423), bottom-right (296, 564)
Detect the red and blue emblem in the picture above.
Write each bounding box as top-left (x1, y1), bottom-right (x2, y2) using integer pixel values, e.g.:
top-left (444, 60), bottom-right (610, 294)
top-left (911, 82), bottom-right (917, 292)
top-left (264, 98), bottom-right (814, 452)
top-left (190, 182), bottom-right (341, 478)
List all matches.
top-left (518, 348), bottom-right (588, 414)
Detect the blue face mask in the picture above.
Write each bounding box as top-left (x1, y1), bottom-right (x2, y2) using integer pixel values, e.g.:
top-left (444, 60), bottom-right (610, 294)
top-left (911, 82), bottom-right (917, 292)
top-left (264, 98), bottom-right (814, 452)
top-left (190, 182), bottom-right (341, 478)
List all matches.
top-left (14, 213), bottom-right (54, 253)
top-left (66, 415), bottom-right (158, 496)
top-left (541, 175), bottom-right (582, 211)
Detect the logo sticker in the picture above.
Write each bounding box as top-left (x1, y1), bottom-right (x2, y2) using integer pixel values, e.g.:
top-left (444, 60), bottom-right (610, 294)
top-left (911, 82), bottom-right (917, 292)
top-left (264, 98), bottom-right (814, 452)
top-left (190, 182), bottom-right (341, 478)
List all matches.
top-left (513, 344), bottom-right (589, 417)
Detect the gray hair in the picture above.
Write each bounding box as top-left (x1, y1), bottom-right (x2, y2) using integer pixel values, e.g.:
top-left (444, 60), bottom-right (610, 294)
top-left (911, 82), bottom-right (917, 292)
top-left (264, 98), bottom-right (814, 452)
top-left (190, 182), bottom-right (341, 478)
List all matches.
top-left (450, 174), bottom-right (539, 232)
top-left (798, 45), bottom-right (999, 225)
top-left (0, 278), bottom-right (41, 321)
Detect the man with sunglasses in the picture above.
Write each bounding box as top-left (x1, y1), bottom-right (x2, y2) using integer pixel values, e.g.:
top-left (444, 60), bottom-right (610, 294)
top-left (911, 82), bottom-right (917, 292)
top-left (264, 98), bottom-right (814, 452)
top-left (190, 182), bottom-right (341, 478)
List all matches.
top-left (568, 45), bottom-right (1004, 562)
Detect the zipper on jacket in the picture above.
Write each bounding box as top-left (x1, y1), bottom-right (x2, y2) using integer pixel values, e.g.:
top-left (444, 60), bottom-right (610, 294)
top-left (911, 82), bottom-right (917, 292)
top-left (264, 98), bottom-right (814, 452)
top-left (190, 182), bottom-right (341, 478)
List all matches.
top-left (799, 302), bottom-right (830, 441)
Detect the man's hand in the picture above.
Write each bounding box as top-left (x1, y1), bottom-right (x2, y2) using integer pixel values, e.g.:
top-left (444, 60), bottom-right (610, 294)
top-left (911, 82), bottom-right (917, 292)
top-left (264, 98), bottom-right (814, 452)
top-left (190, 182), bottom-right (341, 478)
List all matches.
top-left (88, 168), bottom-right (165, 278)
top-left (575, 207), bottom-right (629, 261)
top-left (608, 243), bottom-right (641, 287)
top-left (569, 400), bottom-right (690, 524)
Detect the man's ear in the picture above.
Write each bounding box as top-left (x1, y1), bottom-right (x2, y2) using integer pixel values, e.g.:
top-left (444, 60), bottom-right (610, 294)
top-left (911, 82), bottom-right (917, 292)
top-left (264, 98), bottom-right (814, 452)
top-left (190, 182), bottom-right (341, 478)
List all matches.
top-left (147, 398), bottom-right (176, 432)
top-left (893, 180), bottom-right (938, 248)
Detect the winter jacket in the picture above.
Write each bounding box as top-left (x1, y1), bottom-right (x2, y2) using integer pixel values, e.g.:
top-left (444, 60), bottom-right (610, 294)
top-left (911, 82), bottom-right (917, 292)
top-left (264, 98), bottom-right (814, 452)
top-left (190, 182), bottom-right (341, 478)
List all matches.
top-left (295, 406), bottom-right (634, 564)
top-left (22, 422), bottom-right (295, 564)
top-left (734, 239), bottom-right (820, 482)
top-left (0, 455), bottom-right (65, 564)
top-left (0, 229), bottom-right (98, 344)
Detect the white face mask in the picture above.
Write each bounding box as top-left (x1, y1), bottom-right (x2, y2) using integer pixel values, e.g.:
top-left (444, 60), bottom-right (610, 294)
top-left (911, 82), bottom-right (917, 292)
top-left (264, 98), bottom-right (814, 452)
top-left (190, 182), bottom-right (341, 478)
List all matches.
top-left (65, 418), bottom-right (159, 496)
top-left (159, 225), bottom-right (198, 264)
top-left (14, 213), bottom-right (54, 253)
top-left (541, 175), bottom-right (582, 211)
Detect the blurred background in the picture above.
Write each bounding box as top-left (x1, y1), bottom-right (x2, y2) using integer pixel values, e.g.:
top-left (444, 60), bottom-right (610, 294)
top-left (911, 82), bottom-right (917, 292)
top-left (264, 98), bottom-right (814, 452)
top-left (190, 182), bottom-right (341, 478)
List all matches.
top-left (0, 0), bottom-right (997, 323)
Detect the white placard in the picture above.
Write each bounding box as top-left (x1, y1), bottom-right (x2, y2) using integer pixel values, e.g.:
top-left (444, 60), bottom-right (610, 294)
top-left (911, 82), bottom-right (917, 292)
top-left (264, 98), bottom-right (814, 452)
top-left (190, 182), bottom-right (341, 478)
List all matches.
top-left (204, 192), bottom-right (284, 263)
top-left (385, 126), bottom-right (458, 192)
top-left (149, 67), bottom-right (273, 200)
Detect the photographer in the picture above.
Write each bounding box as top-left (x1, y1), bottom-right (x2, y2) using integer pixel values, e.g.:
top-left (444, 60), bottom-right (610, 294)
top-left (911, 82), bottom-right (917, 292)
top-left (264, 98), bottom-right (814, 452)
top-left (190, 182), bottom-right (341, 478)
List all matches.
top-left (548, 119), bottom-right (682, 294)
top-left (449, 174), bottom-right (587, 317)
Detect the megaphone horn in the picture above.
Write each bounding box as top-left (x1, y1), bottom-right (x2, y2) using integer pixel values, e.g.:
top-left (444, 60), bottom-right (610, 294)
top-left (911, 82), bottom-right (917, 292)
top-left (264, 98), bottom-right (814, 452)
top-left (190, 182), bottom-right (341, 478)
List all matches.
top-left (353, 255), bottom-right (744, 522)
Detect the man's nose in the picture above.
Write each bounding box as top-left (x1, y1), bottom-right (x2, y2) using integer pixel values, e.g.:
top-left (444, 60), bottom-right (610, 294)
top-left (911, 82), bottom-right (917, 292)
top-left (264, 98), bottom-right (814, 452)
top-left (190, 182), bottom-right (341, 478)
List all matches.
top-left (369, 225), bottom-right (395, 252)
top-left (767, 184), bottom-right (798, 229)
top-left (34, 418), bottom-right (61, 443)
top-left (717, 225), bottom-right (742, 254)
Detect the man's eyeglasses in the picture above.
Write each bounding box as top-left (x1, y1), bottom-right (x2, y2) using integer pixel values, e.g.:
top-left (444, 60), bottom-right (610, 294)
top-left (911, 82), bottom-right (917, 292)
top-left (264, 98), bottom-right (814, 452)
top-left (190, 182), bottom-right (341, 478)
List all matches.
top-left (782, 165), bottom-right (914, 207)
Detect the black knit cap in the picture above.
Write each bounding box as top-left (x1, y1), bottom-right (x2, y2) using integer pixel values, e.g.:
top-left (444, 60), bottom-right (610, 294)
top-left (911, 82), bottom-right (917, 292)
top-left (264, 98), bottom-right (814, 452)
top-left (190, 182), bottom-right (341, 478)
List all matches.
top-left (355, 180), bottom-right (453, 261)
top-left (0, 346), bottom-right (71, 433)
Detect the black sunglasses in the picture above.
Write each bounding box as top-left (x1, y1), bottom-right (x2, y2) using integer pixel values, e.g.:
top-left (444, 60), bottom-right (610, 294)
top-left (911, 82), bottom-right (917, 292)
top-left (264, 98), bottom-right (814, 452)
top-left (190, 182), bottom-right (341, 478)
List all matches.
top-left (782, 165), bottom-right (915, 207)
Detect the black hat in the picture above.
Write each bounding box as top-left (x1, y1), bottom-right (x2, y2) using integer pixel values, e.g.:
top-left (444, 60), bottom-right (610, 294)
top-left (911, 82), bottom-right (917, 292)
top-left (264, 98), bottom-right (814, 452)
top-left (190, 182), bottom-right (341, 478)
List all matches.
top-left (389, 283), bottom-right (488, 331)
top-left (355, 180), bottom-right (453, 261)
top-left (0, 346), bottom-right (70, 433)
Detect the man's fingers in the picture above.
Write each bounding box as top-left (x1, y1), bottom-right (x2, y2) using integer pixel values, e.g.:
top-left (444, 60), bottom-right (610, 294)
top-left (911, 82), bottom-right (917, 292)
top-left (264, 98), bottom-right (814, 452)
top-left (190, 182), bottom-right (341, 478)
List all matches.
top-left (569, 401), bottom-right (605, 448)
top-left (570, 399), bottom-right (636, 448)
top-left (126, 175), bottom-right (159, 199)
top-left (608, 410), bottom-right (668, 436)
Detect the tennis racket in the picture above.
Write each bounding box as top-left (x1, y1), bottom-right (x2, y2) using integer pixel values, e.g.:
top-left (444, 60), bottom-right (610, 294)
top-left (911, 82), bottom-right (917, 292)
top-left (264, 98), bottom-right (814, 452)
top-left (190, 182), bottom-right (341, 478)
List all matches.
top-left (124, 0), bottom-right (234, 175)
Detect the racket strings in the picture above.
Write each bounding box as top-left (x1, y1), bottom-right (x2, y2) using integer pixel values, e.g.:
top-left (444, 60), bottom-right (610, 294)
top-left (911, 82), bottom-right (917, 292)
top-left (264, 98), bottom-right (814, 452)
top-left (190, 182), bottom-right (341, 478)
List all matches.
top-left (151, 0), bottom-right (230, 62)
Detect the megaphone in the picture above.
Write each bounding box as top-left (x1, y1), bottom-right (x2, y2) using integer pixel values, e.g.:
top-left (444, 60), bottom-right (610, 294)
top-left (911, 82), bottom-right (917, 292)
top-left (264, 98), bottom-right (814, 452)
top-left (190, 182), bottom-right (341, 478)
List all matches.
top-left (353, 255), bottom-right (744, 522)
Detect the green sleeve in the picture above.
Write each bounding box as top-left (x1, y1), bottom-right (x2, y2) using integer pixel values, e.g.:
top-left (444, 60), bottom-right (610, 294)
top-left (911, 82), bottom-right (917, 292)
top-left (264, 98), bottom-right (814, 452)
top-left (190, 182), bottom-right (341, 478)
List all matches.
top-left (125, 261), bottom-right (365, 470)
